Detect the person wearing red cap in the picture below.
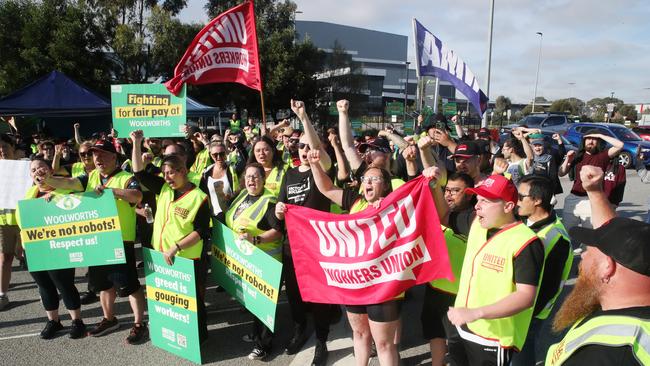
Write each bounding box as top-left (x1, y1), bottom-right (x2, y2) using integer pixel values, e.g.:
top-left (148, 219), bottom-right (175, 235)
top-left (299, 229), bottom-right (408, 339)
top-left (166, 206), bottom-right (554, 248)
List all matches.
top-left (546, 165), bottom-right (650, 366)
top-left (449, 142), bottom-right (487, 186)
top-left (446, 175), bottom-right (544, 366)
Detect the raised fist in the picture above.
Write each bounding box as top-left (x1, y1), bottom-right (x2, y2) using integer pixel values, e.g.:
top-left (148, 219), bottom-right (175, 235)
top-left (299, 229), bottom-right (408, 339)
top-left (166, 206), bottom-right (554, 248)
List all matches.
top-left (290, 99), bottom-right (307, 118)
top-left (336, 100), bottom-right (349, 114)
top-left (580, 165), bottom-right (604, 192)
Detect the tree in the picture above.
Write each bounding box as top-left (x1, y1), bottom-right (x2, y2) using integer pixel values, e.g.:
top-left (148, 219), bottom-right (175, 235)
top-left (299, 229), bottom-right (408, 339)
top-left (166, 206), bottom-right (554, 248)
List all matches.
top-left (615, 105), bottom-right (638, 122)
top-left (587, 97), bottom-right (624, 122)
top-left (0, 0), bottom-right (113, 96)
top-left (549, 98), bottom-right (585, 115)
top-left (492, 95), bottom-right (512, 124)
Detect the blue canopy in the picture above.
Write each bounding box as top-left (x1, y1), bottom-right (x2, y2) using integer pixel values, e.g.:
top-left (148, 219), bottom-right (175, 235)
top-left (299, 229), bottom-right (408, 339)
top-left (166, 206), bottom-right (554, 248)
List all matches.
top-left (0, 71), bottom-right (111, 117)
top-left (0, 70), bottom-right (220, 119)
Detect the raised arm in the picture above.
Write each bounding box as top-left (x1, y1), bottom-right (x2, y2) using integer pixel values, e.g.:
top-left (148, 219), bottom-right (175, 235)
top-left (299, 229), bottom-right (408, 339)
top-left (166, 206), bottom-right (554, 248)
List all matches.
top-left (451, 115), bottom-right (464, 138)
top-left (417, 136), bottom-right (438, 169)
top-left (73, 123), bottom-right (82, 146)
top-left (586, 133), bottom-right (624, 158)
top-left (290, 99), bottom-right (331, 171)
top-left (580, 165), bottom-right (616, 227)
top-left (328, 132), bottom-right (350, 182)
top-left (307, 149), bottom-right (343, 206)
top-left (130, 130), bottom-right (145, 173)
top-left (514, 128), bottom-right (534, 169)
top-left (337, 100), bottom-right (363, 171)
top-left (558, 150), bottom-right (576, 177)
top-left (379, 129), bottom-right (409, 152)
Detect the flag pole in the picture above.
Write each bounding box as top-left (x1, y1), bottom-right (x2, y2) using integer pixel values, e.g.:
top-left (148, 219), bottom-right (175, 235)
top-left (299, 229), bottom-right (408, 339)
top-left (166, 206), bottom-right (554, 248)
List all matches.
top-left (260, 91), bottom-right (266, 124)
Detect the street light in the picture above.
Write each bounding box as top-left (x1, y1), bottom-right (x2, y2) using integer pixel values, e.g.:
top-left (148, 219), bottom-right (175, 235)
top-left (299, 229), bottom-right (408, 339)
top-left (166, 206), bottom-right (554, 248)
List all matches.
top-left (404, 61), bottom-right (411, 124)
top-left (568, 82), bottom-right (575, 99)
top-left (532, 31), bottom-right (543, 113)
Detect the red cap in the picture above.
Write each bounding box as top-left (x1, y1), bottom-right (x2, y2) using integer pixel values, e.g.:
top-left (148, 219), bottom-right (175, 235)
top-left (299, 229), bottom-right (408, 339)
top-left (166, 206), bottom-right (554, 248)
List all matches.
top-left (466, 175), bottom-right (518, 204)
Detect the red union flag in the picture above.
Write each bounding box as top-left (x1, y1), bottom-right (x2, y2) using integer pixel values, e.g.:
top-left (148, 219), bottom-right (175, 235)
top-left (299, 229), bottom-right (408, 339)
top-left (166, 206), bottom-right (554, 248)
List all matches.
top-left (165, 1), bottom-right (262, 95)
top-left (285, 176), bottom-right (452, 305)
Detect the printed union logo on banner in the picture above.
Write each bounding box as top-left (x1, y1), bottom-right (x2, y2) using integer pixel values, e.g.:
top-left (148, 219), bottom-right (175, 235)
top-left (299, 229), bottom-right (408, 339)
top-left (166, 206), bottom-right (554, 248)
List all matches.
top-left (143, 248), bottom-right (201, 364)
top-left (17, 190), bottom-right (125, 271)
top-left (211, 221), bottom-right (282, 331)
top-left (285, 176), bottom-right (453, 305)
top-left (111, 83), bottom-right (187, 138)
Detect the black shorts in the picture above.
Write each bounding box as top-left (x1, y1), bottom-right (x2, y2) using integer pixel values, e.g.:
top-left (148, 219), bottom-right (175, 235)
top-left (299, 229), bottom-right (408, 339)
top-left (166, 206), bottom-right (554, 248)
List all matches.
top-left (88, 242), bottom-right (140, 296)
top-left (346, 299), bottom-right (402, 322)
top-left (421, 285), bottom-right (456, 340)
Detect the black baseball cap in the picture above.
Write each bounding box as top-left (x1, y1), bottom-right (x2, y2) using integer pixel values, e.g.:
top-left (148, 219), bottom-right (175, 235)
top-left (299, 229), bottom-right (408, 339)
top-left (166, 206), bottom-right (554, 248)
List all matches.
top-left (477, 127), bottom-right (491, 138)
top-left (571, 217), bottom-right (650, 276)
top-left (450, 141), bottom-right (482, 158)
top-left (89, 139), bottom-right (117, 154)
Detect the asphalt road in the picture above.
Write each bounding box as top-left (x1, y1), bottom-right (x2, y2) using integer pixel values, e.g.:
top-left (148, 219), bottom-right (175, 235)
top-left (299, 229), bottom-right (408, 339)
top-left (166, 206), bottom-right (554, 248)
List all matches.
top-left (1, 172), bottom-right (648, 366)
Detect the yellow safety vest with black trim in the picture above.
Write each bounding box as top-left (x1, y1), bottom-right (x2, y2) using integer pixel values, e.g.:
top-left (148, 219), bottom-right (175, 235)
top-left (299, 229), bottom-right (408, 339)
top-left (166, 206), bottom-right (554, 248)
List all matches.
top-left (225, 189), bottom-right (282, 260)
top-left (535, 217), bottom-right (573, 320)
top-left (191, 148), bottom-right (212, 174)
top-left (86, 169), bottom-right (137, 242)
top-left (264, 166), bottom-right (287, 197)
top-left (429, 225), bottom-right (467, 295)
top-left (546, 315), bottom-right (650, 366)
top-left (152, 184), bottom-right (207, 259)
top-left (71, 162), bottom-right (86, 177)
top-left (455, 220), bottom-right (539, 350)
top-left (152, 155), bottom-right (163, 168)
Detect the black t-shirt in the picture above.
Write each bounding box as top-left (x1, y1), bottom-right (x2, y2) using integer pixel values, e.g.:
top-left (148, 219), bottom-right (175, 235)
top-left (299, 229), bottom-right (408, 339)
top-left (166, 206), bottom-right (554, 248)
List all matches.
top-left (527, 213), bottom-right (571, 316)
top-left (561, 306), bottom-right (650, 366)
top-left (449, 205), bottom-right (476, 237)
top-left (341, 188), bottom-right (363, 212)
top-left (278, 167), bottom-right (330, 212)
top-left (486, 225), bottom-right (545, 286)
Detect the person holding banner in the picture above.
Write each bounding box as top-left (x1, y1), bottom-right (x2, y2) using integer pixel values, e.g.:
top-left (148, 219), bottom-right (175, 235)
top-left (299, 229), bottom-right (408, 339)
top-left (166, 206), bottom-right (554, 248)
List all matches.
top-left (130, 129), bottom-right (211, 342)
top-left (307, 147), bottom-right (413, 366)
top-left (0, 134), bottom-right (22, 310)
top-left (18, 158), bottom-right (86, 339)
top-left (39, 138), bottom-right (148, 345)
top-left (224, 162), bottom-right (283, 360)
top-left (246, 135), bottom-right (288, 197)
top-left (446, 175), bottom-right (544, 366)
top-left (274, 100), bottom-right (335, 366)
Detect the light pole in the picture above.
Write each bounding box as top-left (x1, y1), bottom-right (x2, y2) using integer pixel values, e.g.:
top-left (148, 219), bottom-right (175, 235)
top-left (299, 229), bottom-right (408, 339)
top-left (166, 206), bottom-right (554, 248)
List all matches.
top-left (482, 0), bottom-right (495, 127)
top-left (404, 61), bottom-right (410, 124)
top-left (532, 31), bottom-right (543, 113)
top-left (568, 82), bottom-right (575, 99)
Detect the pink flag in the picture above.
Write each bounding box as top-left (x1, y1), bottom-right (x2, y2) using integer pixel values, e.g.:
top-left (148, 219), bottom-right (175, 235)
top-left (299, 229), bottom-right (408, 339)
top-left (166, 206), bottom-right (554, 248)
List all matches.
top-left (285, 176), bottom-right (452, 305)
top-left (165, 1), bottom-right (262, 95)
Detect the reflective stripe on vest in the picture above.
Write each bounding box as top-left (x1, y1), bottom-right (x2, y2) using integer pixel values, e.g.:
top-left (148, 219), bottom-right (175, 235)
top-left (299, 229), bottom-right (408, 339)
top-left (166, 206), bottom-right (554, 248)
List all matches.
top-left (455, 219), bottom-right (539, 349)
top-left (152, 184), bottom-right (207, 259)
top-left (535, 217), bottom-right (573, 320)
top-left (0, 208), bottom-right (17, 226)
top-left (86, 169), bottom-right (136, 242)
top-left (225, 189), bottom-right (282, 260)
top-left (429, 226), bottom-right (467, 295)
top-left (546, 315), bottom-right (650, 366)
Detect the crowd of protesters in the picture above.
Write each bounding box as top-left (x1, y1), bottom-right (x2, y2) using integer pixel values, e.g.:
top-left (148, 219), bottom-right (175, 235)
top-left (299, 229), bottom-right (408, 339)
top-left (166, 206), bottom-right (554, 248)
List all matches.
top-left (1, 98), bottom-right (649, 366)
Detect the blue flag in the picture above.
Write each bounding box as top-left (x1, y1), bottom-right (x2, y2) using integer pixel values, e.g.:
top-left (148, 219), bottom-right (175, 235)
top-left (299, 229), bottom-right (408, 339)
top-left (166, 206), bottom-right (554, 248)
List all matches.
top-left (413, 19), bottom-right (488, 116)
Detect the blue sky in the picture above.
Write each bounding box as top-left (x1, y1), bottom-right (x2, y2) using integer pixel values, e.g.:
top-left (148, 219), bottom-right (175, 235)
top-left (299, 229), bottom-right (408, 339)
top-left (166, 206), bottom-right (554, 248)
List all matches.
top-left (178, 0), bottom-right (650, 104)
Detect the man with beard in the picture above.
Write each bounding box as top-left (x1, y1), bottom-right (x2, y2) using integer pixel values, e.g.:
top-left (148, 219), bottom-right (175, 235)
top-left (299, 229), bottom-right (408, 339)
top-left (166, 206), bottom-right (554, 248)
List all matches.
top-left (511, 175), bottom-right (572, 366)
top-left (547, 165), bottom-right (650, 366)
top-left (446, 174), bottom-right (544, 366)
top-left (559, 130), bottom-right (623, 231)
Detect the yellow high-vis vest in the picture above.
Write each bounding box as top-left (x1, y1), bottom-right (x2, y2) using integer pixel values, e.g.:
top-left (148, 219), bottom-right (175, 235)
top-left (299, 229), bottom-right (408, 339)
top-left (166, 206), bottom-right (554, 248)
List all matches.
top-left (429, 225), bottom-right (467, 295)
top-left (86, 169), bottom-right (137, 242)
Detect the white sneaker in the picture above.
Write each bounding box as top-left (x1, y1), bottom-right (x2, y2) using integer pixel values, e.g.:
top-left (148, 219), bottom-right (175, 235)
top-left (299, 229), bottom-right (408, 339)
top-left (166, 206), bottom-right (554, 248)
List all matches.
top-left (248, 347), bottom-right (267, 360)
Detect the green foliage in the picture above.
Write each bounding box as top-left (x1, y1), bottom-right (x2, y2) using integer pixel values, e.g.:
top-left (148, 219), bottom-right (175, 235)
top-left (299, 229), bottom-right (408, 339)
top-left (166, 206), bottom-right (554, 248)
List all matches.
top-left (549, 98), bottom-right (584, 115)
top-left (492, 95), bottom-right (511, 124)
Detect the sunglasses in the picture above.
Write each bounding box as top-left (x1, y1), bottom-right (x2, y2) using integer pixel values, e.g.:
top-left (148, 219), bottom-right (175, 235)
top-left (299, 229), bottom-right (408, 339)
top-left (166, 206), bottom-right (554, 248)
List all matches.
top-left (211, 151), bottom-right (226, 158)
top-left (298, 143), bottom-right (310, 150)
top-left (517, 193), bottom-right (530, 201)
top-left (79, 152), bottom-right (91, 158)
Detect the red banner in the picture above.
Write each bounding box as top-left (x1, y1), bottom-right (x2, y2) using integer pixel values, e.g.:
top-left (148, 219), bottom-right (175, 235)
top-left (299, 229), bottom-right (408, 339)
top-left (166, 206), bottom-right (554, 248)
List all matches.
top-left (165, 1), bottom-right (262, 95)
top-left (285, 176), bottom-right (453, 305)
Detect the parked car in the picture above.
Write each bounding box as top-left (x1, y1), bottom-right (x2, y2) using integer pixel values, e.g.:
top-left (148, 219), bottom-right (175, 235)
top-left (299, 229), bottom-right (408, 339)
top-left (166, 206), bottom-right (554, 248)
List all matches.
top-left (564, 123), bottom-right (650, 168)
top-left (499, 113), bottom-right (575, 143)
top-left (633, 126), bottom-right (650, 141)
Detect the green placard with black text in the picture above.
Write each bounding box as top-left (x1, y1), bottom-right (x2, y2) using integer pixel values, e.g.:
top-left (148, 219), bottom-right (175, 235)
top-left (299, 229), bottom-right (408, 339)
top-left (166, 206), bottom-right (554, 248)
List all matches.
top-left (211, 221), bottom-right (282, 331)
top-left (144, 248), bottom-right (201, 364)
top-left (17, 190), bottom-right (125, 271)
top-left (111, 83), bottom-right (186, 138)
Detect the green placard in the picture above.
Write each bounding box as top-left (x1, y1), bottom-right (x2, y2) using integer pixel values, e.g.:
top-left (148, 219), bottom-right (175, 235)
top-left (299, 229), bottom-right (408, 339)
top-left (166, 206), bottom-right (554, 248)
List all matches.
top-left (403, 120), bottom-right (414, 135)
top-left (17, 190), bottom-right (126, 271)
top-left (111, 83), bottom-right (187, 138)
top-left (144, 248), bottom-right (201, 364)
top-left (211, 221), bottom-right (282, 331)
top-left (351, 120), bottom-right (363, 133)
top-left (443, 102), bottom-right (457, 117)
top-left (385, 101), bottom-right (404, 115)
